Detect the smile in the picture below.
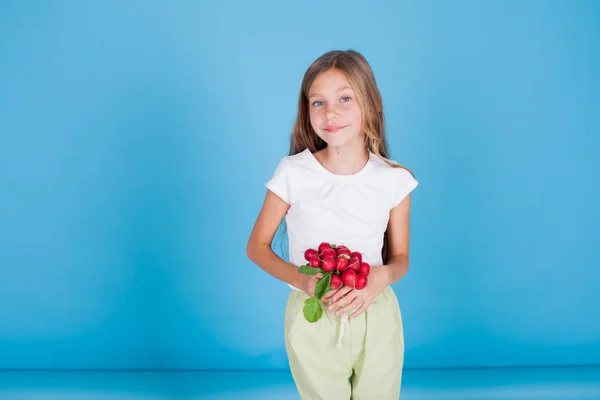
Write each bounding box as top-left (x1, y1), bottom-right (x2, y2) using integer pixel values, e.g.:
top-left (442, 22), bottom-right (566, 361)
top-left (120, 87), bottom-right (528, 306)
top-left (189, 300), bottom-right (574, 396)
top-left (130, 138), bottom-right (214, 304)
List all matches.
top-left (323, 125), bottom-right (348, 133)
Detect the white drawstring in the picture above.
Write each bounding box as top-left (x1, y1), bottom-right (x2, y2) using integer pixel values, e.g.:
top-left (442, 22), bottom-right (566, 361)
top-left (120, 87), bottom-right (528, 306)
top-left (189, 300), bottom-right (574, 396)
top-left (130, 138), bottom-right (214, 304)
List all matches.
top-left (336, 312), bottom-right (349, 347)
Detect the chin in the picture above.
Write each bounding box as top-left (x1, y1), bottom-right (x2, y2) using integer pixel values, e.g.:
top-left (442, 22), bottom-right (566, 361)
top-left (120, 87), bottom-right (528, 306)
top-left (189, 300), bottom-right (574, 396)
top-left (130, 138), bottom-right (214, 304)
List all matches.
top-left (318, 135), bottom-right (346, 148)
top-left (318, 132), bottom-right (361, 149)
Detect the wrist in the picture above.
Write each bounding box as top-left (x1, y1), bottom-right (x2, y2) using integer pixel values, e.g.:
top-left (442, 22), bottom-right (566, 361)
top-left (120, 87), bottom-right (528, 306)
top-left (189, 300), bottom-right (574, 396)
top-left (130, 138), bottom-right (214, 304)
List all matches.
top-left (381, 255), bottom-right (410, 286)
top-left (379, 265), bottom-right (393, 287)
top-left (290, 264), bottom-right (304, 289)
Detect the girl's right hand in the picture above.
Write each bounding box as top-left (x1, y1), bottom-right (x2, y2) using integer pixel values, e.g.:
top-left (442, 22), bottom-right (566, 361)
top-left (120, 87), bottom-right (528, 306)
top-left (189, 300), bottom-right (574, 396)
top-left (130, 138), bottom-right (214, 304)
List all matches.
top-left (298, 271), bottom-right (323, 297)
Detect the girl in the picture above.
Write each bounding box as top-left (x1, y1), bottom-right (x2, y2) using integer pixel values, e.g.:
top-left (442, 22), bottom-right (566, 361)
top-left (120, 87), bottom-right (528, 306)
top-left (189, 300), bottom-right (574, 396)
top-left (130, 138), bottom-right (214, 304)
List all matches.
top-left (246, 49), bottom-right (419, 400)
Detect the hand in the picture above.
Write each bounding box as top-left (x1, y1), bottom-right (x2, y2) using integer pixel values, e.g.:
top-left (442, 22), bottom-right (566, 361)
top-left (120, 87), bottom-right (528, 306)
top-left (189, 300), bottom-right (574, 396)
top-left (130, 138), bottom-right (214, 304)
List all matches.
top-left (321, 286), bottom-right (339, 304)
top-left (326, 267), bottom-right (389, 320)
top-left (297, 271), bottom-right (324, 298)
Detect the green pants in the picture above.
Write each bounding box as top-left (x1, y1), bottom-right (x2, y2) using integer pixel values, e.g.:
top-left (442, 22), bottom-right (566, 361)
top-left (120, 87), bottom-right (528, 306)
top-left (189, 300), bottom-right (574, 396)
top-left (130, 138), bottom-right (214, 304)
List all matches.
top-left (284, 286), bottom-right (405, 400)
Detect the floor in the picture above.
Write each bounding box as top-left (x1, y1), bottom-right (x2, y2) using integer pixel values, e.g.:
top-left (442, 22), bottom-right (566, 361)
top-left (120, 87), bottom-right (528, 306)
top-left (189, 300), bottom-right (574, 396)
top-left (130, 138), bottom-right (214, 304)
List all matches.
top-left (0, 366), bottom-right (598, 399)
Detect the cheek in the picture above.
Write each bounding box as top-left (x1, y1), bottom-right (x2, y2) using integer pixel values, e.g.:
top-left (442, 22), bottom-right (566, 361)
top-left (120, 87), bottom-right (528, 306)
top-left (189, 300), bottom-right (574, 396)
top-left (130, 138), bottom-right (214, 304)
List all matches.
top-left (309, 110), bottom-right (320, 127)
top-left (349, 104), bottom-right (362, 126)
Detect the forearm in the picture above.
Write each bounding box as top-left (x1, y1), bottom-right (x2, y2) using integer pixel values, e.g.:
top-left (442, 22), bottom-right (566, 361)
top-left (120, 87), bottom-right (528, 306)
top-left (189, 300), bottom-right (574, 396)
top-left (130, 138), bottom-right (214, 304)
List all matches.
top-left (246, 242), bottom-right (302, 288)
top-left (382, 254), bottom-right (410, 286)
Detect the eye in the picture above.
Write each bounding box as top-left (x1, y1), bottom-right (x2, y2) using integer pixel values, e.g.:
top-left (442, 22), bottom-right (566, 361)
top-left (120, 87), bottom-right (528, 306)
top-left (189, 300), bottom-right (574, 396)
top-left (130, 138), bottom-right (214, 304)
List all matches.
top-left (311, 100), bottom-right (323, 107)
top-left (341, 96), bottom-right (351, 103)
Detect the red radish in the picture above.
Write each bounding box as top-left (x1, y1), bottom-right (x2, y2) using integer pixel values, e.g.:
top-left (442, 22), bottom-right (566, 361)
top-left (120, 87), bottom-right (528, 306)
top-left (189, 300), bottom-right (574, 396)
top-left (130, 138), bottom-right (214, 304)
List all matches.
top-left (351, 252), bottom-right (363, 263)
top-left (358, 262), bottom-right (370, 276)
top-left (355, 275), bottom-right (368, 290)
top-left (318, 242), bottom-right (332, 254)
top-left (330, 274), bottom-right (342, 289)
top-left (321, 258), bottom-right (335, 272)
top-left (304, 248), bottom-right (318, 261)
top-left (320, 248), bottom-right (336, 260)
top-left (336, 246), bottom-right (351, 257)
top-left (348, 257), bottom-right (360, 273)
top-left (341, 270), bottom-right (358, 288)
top-left (309, 257), bottom-right (320, 268)
top-left (336, 257), bottom-right (349, 272)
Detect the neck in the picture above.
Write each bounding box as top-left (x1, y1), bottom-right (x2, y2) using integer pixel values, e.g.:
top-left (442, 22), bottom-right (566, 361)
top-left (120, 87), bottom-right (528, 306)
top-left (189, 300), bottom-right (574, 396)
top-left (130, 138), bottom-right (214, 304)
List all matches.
top-left (321, 142), bottom-right (370, 175)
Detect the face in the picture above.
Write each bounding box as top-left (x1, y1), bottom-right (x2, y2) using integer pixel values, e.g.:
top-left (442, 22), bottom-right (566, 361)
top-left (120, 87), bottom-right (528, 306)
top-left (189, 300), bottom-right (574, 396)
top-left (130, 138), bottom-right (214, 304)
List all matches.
top-left (307, 69), bottom-right (364, 149)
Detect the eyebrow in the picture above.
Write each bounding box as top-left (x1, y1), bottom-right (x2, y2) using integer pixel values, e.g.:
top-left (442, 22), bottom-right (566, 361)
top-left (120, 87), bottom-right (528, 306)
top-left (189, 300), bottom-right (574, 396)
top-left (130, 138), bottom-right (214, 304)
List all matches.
top-left (308, 86), bottom-right (353, 99)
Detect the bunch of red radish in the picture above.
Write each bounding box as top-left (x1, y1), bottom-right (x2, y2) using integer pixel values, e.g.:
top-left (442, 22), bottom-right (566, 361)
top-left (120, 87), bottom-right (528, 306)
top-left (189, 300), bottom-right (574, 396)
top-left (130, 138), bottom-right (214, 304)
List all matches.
top-left (303, 242), bottom-right (370, 290)
top-left (298, 242), bottom-right (371, 323)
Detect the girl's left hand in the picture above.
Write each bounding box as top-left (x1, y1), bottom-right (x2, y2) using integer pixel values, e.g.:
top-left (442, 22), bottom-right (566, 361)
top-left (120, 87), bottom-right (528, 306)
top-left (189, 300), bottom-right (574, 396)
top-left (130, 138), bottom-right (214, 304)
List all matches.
top-left (325, 266), bottom-right (389, 320)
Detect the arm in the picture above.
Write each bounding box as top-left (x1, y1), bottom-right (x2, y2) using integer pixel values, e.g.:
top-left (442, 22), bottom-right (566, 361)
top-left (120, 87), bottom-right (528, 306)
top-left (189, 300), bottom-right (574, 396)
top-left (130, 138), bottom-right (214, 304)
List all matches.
top-left (382, 193), bottom-right (413, 285)
top-left (246, 189), bottom-right (303, 288)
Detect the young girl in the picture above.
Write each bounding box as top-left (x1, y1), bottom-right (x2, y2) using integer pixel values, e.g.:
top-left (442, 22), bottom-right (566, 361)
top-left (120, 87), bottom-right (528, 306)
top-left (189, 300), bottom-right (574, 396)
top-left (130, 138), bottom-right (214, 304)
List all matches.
top-left (246, 49), bottom-right (419, 400)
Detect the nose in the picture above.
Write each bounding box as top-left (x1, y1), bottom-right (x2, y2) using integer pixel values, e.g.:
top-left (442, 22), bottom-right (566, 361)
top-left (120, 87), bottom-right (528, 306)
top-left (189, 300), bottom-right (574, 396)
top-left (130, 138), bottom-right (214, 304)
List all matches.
top-left (324, 104), bottom-right (338, 121)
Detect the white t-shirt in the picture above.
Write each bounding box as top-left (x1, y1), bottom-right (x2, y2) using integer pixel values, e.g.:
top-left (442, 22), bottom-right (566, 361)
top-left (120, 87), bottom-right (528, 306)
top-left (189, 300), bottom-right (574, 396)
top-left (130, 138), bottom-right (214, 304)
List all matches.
top-left (265, 148), bottom-right (419, 291)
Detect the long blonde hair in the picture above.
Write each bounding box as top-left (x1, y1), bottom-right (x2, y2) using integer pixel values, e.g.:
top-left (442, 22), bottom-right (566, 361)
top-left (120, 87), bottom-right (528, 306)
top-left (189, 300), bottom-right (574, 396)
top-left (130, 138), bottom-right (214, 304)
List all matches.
top-left (280, 49), bottom-right (415, 264)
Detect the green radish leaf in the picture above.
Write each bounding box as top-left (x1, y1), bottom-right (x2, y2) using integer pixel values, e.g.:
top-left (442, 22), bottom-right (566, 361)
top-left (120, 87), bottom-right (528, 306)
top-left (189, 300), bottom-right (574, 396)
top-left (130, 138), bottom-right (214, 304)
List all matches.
top-left (303, 297), bottom-right (323, 323)
top-left (298, 265), bottom-right (322, 274)
top-left (314, 272), bottom-right (332, 300)
top-left (331, 244), bottom-right (337, 249)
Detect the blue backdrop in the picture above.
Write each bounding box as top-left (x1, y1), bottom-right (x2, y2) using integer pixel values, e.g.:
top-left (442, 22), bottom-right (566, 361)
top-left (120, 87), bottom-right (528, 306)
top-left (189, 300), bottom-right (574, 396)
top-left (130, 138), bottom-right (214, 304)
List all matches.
top-left (1, 0), bottom-right (599, 371)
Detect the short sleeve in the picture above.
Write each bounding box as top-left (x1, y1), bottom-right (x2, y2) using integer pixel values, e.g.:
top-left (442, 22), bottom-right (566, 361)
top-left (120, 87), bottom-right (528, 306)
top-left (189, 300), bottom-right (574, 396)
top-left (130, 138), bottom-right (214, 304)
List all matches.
top-left (265, 157), bottom-right (292, 204)
top-left (391, 167), bottom-right (419, 208)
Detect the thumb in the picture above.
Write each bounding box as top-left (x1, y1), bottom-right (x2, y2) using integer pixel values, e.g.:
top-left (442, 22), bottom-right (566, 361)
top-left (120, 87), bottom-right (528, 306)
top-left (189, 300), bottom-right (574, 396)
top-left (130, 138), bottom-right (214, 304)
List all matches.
top-left (316, 273), bottom-right (323, 279)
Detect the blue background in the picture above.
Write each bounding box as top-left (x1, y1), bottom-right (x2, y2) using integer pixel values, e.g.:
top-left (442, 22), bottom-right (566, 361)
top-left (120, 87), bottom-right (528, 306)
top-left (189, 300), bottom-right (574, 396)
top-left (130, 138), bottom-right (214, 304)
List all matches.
top-left (1, 0), bottom-right (599, 371)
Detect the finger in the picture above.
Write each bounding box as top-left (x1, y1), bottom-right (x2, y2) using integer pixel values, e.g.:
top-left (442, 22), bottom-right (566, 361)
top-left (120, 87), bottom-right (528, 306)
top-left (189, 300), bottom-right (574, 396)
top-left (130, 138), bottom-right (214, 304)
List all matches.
top-left (335, 296), bottom-right (363, 316)
top-left (321, 292), bottom-right (333, 303)
top-left (322, 288), bottom-right (339, 302)
top-left (350, 302), bottom-right (368, 320)
top-left (329, 291), bottom-right (358, 312)
top-left (328, 289), bottom-right (354, 310)
top-left (330, 286), bottom-right (353, 303)
top-left (316, 273), bottom-right (323, 279)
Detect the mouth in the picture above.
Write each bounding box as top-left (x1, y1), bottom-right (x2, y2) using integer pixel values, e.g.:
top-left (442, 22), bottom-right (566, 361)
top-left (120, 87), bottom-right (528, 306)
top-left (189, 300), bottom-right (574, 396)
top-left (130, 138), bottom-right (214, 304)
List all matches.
top-left (323, 125), bottom-right (348, 133)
